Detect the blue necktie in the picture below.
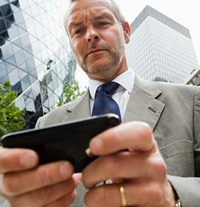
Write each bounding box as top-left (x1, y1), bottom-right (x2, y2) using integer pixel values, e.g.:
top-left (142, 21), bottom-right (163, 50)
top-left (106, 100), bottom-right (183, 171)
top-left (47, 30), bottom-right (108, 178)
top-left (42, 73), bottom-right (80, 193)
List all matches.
top-left (92, 82), bottom-right (121, 120)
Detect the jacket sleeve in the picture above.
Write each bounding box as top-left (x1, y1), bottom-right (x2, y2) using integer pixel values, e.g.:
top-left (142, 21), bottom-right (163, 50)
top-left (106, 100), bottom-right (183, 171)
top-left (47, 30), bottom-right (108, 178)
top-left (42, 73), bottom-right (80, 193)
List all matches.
top-left (168, 86), bottom-right (200, 207)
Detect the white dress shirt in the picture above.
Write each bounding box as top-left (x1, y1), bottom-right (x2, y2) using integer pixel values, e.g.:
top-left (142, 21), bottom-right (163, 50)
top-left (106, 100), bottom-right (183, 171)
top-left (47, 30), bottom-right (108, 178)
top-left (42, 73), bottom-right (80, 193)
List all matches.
top-left (89, 69), bottom-right (135, 120)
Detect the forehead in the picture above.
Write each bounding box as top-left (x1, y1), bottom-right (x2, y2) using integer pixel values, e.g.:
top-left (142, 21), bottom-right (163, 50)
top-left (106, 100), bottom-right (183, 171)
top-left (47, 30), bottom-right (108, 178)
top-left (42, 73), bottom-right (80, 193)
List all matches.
top-left (66, 0), bottom-right (116, 28)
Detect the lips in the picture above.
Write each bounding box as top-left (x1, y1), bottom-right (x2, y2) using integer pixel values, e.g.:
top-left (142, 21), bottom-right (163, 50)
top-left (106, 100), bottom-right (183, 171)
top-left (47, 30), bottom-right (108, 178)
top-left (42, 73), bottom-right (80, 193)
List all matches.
top-left (86, 49), bottom-right (107, 57)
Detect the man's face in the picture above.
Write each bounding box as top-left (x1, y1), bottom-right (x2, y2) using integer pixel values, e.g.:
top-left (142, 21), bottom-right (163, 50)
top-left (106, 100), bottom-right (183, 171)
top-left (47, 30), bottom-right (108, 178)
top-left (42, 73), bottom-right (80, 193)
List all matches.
top-left (66, 0), bottom-right (130, 81)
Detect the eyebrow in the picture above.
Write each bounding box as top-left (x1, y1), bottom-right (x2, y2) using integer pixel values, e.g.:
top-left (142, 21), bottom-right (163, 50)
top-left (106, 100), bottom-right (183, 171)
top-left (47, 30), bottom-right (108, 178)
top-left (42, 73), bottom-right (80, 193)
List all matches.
top-left (68, 12), bottom-right (115, 31)
top-left (69, 22), bottom-right (83, 29)
top-left (93, 12), bottom-right (115, 21)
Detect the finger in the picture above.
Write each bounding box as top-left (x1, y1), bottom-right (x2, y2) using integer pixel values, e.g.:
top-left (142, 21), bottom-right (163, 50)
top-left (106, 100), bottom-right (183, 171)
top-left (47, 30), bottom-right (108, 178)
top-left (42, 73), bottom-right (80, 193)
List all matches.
top-left (0, 161), bottom-right (75, 196)
top-left (8, 174), bottom-right (81, 207)
top-left (85, 180), bottom-right (165, 207)
top-left (83, 152), bottom-right (166, 188)
top-left (89, 122), bottom-right (155, 155)
top-left (43, 192), bottom-right (77, 207)
top-left (0, 147), bottom-right (38, 173)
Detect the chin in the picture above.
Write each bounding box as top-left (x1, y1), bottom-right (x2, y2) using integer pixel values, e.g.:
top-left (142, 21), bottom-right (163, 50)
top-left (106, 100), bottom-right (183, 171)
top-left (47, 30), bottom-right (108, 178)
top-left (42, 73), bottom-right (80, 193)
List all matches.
top-left (87, 66), bottom-right (109, 75)
top-left (86, 61), bottom-right (114, 73)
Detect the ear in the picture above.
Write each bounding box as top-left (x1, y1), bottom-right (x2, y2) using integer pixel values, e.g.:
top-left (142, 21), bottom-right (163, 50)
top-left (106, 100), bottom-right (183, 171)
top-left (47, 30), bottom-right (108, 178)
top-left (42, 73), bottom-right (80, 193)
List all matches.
top-left (123, 21), bottom-right (131, 44)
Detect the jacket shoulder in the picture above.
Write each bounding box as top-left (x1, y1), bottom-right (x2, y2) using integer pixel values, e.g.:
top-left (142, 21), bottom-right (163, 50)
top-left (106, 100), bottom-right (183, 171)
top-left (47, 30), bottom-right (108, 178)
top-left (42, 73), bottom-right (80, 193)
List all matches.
top-left (35, 90), bottom-right (89, 128)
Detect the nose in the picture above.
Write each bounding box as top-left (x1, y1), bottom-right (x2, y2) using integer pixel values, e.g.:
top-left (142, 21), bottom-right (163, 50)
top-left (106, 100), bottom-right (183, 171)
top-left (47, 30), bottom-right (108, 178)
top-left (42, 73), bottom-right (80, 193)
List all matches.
top-left (86, 26), bottom-right (100, 43)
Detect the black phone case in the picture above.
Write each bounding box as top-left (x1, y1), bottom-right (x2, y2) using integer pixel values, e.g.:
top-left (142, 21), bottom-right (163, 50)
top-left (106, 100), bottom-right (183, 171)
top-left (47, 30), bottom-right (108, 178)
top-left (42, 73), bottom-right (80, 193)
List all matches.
top-left (1, 114), bottom-right (120, 172)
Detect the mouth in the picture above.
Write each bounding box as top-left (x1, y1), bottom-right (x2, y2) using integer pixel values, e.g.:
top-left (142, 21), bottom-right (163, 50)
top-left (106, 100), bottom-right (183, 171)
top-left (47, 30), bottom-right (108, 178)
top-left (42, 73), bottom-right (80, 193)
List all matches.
top-left (86, 49), bottom-right (107, 57)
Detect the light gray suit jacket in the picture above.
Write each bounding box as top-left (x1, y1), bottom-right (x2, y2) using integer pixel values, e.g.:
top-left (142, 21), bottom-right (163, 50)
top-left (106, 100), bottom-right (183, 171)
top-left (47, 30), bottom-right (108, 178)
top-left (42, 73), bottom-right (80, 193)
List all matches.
top-left (16, 77), bottom-right (200, 206)
top-left (34, 77), bottom-right (200, 207)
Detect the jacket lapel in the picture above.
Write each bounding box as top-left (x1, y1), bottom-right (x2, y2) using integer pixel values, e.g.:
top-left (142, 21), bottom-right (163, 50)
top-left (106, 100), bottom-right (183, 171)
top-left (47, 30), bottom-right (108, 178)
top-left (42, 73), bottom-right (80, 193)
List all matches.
top-left (61, 89), bottom-right (91, 123)
top-left (123, 77), bottom-right (165, 131)
top-left (61, 77), bottom-right (165, 132)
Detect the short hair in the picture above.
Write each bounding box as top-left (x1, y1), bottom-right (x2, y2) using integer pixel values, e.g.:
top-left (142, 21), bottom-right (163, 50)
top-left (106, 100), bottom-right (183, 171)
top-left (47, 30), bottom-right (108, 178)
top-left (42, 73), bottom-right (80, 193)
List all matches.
top-left (67, 0), bottom-right (125, 25)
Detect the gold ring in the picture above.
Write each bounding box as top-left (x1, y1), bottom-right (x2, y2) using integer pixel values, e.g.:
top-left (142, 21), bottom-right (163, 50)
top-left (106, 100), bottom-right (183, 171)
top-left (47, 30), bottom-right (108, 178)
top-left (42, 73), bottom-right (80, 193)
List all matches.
top-left (119, 184), bottom-right (126, 206)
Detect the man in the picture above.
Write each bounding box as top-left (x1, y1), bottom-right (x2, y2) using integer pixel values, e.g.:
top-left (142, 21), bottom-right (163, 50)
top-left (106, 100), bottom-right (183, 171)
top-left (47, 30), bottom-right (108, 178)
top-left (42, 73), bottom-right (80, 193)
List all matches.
top-left (0, 0), bottom-right (199, 206)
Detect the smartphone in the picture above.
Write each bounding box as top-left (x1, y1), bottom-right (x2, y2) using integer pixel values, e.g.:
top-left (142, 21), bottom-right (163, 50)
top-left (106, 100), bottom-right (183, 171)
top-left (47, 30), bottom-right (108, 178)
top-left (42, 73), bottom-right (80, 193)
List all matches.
top-left (1, 114), bottom-right (120, 172)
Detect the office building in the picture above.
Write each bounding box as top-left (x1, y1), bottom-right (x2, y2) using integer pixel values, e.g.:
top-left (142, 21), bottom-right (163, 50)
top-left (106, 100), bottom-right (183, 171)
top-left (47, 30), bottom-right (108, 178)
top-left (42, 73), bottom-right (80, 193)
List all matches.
top-left (0, 0), bottom-right (76, 128)
top-left (126, 5), bottom-right (199, 83)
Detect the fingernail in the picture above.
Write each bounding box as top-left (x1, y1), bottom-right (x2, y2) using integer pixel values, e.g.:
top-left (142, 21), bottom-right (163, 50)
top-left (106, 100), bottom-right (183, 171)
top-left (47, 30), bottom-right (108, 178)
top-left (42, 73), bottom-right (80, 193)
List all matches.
top-left (59, 162), bottom-right (72, 178)
top-left (85, 148), bottom-right (94, 157)
top-left (73, 173), bottom-right (82, 184)
top-left (20, 151), bottom-right (36, 168)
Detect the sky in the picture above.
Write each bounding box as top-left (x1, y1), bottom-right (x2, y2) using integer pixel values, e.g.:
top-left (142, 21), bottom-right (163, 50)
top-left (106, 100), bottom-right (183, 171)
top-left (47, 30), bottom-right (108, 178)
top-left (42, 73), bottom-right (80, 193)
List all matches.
top-left (75, 0), bottom-right (200, 88)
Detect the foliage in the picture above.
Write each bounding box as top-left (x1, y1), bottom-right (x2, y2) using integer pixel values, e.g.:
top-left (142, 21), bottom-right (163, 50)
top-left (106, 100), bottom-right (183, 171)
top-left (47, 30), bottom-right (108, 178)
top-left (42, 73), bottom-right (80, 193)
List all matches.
top-left (0, 81), bottom-right (25, 142)
top-left (57, 80), bottom-right (86, 107)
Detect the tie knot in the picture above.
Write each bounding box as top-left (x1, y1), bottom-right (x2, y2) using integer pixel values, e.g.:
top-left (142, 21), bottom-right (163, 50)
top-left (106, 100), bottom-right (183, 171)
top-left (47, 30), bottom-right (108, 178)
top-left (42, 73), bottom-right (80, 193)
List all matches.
top-left (97, 82), bottom-right (119, 95)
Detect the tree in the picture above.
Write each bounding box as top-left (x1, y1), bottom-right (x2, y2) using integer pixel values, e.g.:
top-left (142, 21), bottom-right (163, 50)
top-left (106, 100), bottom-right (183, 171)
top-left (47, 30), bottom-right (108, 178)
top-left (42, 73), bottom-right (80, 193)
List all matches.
top-left (57, 80), bottom-right (86, 107)
top-left (0, 81), bottom-right (25, 143)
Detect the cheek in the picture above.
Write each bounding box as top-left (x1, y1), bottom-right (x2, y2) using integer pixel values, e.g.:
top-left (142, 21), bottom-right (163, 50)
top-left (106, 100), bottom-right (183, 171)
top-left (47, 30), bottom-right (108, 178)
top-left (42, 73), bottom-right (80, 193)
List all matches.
top-left (73, 41), bottom-right (85, 57)
top-left (106, 28), bottom-right (124, 45)
top-left (71, 41), bottom-right (87, 66)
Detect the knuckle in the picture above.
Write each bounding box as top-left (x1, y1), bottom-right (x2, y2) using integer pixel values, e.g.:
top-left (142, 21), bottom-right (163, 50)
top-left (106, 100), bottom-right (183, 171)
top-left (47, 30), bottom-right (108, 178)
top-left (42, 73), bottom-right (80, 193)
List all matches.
top-left (85, 187), bottom-right (108, 207)
top-left (38, 187), bottom-right (55, 202)
top-left (38, 167), bottom-right (55, 185)
top-left (142, 123), bottom-right (152, 141)
top-left (147, 156), bottom-right (167, 178)
top-left (7, 196), bottom-right (25, 207)
top-left (84, 191), bottom-right (90, 206)
top-left (6, 197), bottom-right (16, 207)
top-left (103, 156), bottom-right (117, 176)
top-left (159, 160), bottom-right (167, 176)
top-left (148, 185), bottom-right (163, 204)
top-left (3, 175), bottom-right (19, 195)
top-left (68, 190), bottom-right (77, 205)
top-left (153, 157), bottom-right (167, 177)
top-left (0, 151), bottom-right (11, 168)
top-left (97, 187), bottom-right (109, 204)
top-left (130, 122), bottom-right (153, 148)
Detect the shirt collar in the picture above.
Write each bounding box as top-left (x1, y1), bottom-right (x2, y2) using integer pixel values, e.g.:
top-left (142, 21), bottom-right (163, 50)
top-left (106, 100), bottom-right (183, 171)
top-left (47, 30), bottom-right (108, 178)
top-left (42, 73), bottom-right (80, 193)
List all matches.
top-left (89, 69), bottom-right (135, 100)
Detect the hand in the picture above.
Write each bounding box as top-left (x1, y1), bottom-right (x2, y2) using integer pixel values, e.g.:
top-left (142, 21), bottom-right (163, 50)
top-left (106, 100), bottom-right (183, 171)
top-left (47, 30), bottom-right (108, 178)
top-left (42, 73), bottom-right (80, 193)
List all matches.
top-left (82, 122), bottom-right (176, 207)
top-left (0, 147), bottom-right (82, 207)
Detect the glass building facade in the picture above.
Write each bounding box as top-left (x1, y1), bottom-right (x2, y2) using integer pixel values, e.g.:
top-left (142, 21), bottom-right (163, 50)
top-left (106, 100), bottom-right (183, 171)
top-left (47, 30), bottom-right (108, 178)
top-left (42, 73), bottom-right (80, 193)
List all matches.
top-left (126, 5), bottom-right (199, 83)
top-left (0, 0), bottom-right (76, 128)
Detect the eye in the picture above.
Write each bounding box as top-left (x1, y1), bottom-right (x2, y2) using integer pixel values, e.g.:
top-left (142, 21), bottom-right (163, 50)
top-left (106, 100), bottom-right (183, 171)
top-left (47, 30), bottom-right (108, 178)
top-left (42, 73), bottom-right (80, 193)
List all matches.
top-left (97, 22), bottom-right (109, 26)
top-left (75, 28), bottom-right (84, 35)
